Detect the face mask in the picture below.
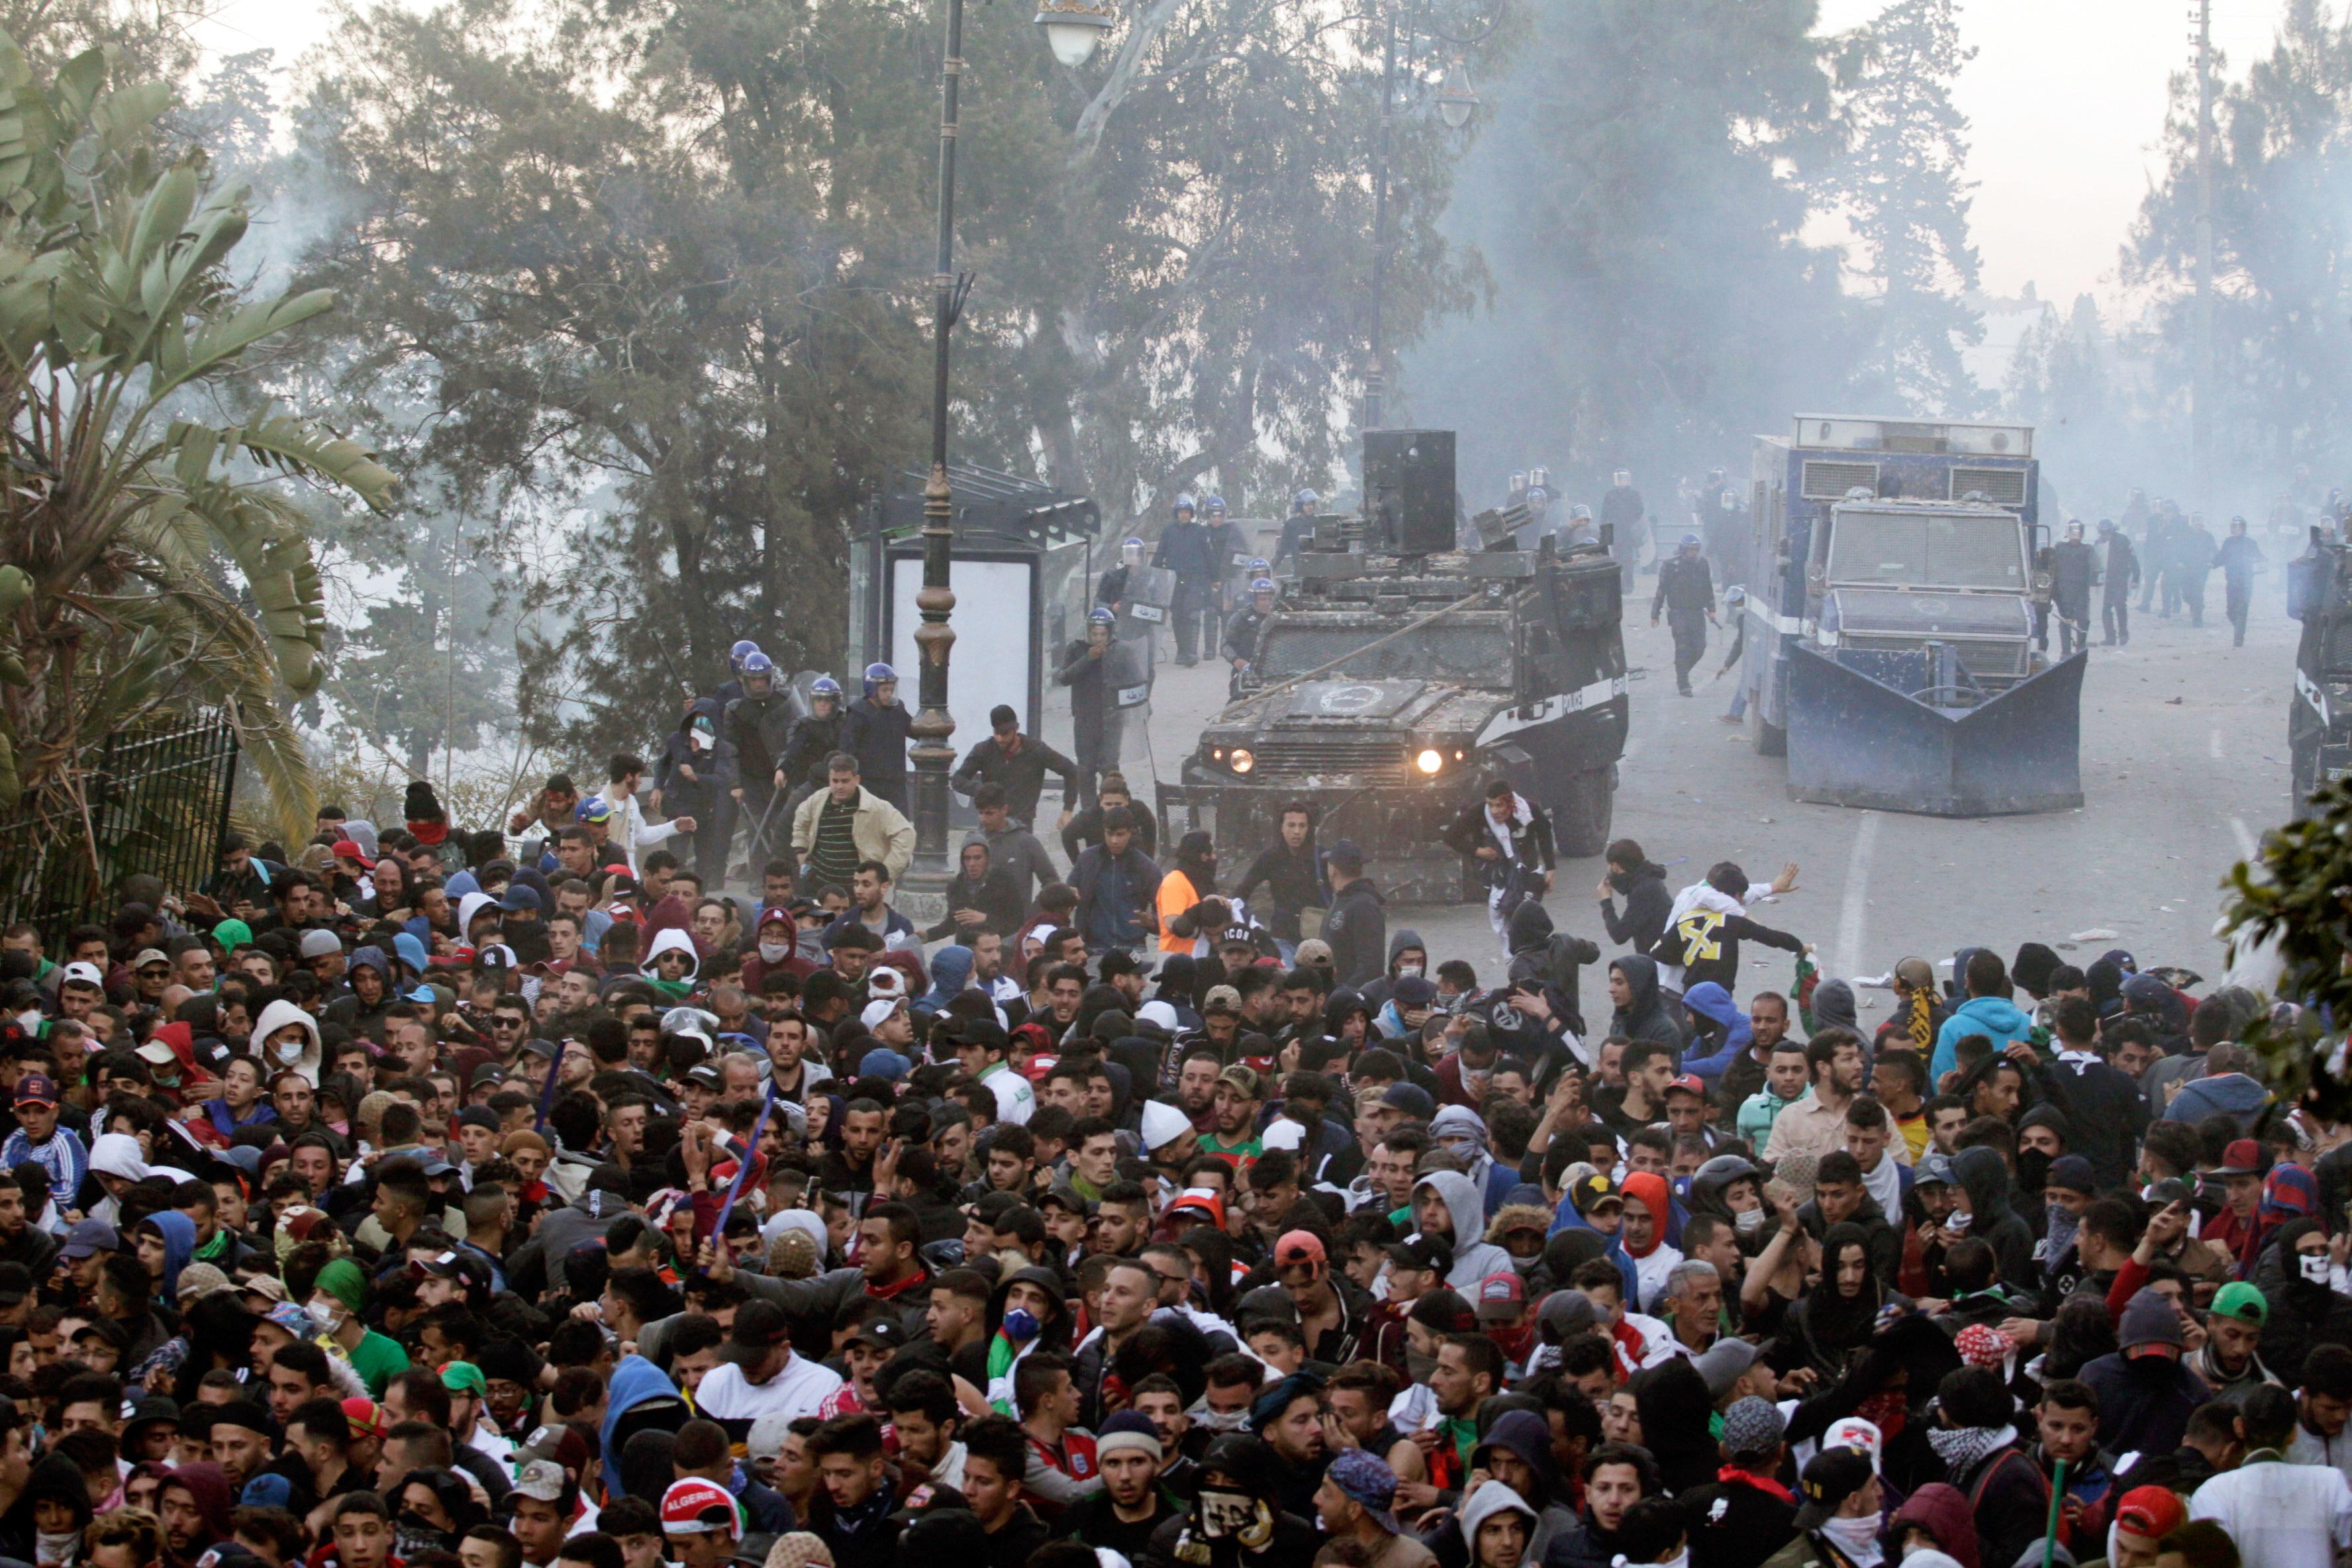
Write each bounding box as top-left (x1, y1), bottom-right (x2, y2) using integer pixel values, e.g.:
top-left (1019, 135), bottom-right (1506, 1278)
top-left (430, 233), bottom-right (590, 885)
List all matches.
top-left (1406, 1348), bottom-right (1440, 1383)
top-left (308, 1297), bottom-right (347, 1332)
top-left (14, 1010), bottom-right (38, 1034)
top-left (1945, 1209), bottom-right (1973, 1233)
top-left (1193, 1404), bottom-right (1249, 1432)
top-left (1818, 1514), bottom-right (1884, 1567)
top-left (272, 1034), bottom-right (305, 1065)
top-left (1001, 1306), bottom-right (1040, 1343)
top-left (1396, 964), bottom-right (1424, 979)
top-left (759, 942), bottom-right (791, 963)
top-left (36, 1530), bottom-right (81, 1567)
top-left (395, 1518), bottom-right (454, 1559)
top-left (2302, 1251), bottom-right (2332, 1283)
top-left (1736, 1207), bottom-right (1769, 1236)
top-left (1197, 1487), bottom-right (1261, 1541)
top-left (2016, 1147), bottom-right (2053, 1191)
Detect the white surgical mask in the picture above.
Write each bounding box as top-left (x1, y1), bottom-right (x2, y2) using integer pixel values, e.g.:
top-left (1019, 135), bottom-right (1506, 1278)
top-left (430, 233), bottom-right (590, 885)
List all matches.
top-left (1396, 964), bottom-right (1424, 979)
top-left (758, 942), bottom-right (791, 963)
top-left (1945, 1210), bottom-right (1972, 1233)
top-left (1736, 1208), bottom-right (1769, 1236)
top-left (2302, 1251), bottom-right (2332, 1283)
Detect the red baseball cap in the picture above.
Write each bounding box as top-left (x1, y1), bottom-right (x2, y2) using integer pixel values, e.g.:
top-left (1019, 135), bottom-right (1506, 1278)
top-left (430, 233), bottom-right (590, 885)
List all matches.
top-left (2114, 1485), bottom-right (2186, 1542)
top-left (1477, 1271), bottom-right (1526, 1322)
top-left (1274, 1230), bottom-right (1326, 1269)
top-left (1665, 1074), bottom-right (1708, 1099)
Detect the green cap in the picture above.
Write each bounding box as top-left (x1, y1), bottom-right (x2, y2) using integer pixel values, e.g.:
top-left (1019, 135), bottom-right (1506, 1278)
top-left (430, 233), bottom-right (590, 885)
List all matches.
top-left (212, 918), bottom-right (253, 950)
top-left (313, 1257), bottom-right (367, 1312)
top-left (2212, 1281), bottom-right (2268, 1326)
top-left (440, 1360), bottom-right (487, 1397)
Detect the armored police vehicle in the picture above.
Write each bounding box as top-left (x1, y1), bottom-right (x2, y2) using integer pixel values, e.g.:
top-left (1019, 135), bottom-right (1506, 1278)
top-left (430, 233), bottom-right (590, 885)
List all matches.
top-left (1740, 414), bottom-right (2084, 816)
top-left (1157, 430), bottom-right (1628, 903)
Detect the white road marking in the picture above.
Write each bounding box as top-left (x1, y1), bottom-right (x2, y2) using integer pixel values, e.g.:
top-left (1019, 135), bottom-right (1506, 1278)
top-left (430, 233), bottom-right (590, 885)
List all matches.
top-left (2230, 816), bottom-right (2257, 860)
top-left (1836, 810), bottom-right (1880, 976)
top-left (2210, 728), bottom-right (2223, 760)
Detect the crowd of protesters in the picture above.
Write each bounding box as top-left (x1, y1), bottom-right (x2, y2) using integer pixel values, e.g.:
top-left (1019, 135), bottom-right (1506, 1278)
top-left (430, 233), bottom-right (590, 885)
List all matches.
top-left (0, 703), bottom-right (2334, 1568)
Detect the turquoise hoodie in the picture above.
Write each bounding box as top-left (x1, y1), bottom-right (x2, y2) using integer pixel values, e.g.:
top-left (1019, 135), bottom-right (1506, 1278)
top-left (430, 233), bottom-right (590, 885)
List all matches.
top-left (1931, 994), bottom-right (2035, 1085)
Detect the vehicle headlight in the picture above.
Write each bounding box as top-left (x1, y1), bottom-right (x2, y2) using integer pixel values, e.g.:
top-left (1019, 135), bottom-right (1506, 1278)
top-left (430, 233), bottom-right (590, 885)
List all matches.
top-left (1229, 748), bottom-right (1255, 775)
top-left (1415, 748), bottom-right (1444, 775)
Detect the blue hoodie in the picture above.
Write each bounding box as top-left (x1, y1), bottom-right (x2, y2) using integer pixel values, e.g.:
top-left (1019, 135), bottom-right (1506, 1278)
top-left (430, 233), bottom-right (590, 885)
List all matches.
top-left (913, 943), bottom-right (974, 1018)
top-left (601, 1355), bottom-right (685, 1495)
top-left (1932, 993), bottom-right (2035, 1085)
top-left (1547, 1191), bottom-right (1640, 1304)
top-left (142, 1210), bottom-right (196, 1302)
top-left (1677, 983), bottom-right (1752, 1083)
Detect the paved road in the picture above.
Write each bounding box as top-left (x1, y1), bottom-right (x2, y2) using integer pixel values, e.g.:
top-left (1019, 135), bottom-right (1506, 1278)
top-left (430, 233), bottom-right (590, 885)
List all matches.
top-left (1046, 583), bottom-right (2297, 1016)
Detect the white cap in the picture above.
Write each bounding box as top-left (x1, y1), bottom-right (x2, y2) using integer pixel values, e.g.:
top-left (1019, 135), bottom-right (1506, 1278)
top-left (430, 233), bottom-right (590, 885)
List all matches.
top-left (859, 997), bottom-right (906, 1031)
top-left (1136, 1001), bottom-right (1182, 1033)
top-left (1261, 1119), bottom-right (1306, 1152)
top-left (1824, 1417), bottom-right (1884, 1473)
top-left (1139, 1099), bottom-right (1193, 1153)
top-left (61, 961), bottom-right (104, 989)
top-left (866, 967), bottom-right (906, 999)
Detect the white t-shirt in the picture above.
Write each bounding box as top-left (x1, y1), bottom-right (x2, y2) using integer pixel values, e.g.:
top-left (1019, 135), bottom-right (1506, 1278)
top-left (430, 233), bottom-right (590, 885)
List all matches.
top-left (2190, 1455), bottom-right (2352, 1568)
top-left (695, 1354), bottom-right (843, 1422)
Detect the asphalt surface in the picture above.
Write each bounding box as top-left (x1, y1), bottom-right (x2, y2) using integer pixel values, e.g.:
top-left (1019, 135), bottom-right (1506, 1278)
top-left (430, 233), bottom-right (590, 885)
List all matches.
top-left (1043, 573), bottom-right (2300, 1014)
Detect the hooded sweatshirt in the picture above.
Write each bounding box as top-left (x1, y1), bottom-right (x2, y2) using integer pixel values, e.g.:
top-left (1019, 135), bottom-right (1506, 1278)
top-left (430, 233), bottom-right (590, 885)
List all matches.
top-left (249, 998), bottom-right (323, 1087)
top-left (1600, 859), bottom-right (1671, 954)
top-left (1932, 993), bottom-right (2035, 1085)
top-left (602, 1353), bottom-right (690, 1494)
top-left (1657, 877), bottom-right (1803, 995)
top-left (1952, 1146), bottom-right (2037, 1291)
top-left (1456, 1481), bottom-right (1538, 1561)
top-left (1506, 900), bottom-right (1600, 1037)
top-left (1410, 1171), bottom-right (1514, 1291)
top-left (1607, 954), bottom-right (1683, 1054)
top-left (642, 927), bottom-right (701, 1001)
top-left (1473, 1412), bottom-right (1580, 1562)
top-left (1678, 981), bottom-right (1754, 1083)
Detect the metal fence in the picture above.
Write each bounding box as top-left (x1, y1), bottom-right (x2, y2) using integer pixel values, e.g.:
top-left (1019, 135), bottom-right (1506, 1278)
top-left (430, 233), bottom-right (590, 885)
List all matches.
top-left (0, 714), bottom-right (240, 944)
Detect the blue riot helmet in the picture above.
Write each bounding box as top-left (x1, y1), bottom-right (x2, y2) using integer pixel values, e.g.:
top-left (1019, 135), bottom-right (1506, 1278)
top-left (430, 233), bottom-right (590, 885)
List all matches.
top-left (1529, 466), bottom-right (1550, 491)
top-left (1250, 577), bottom-right (1275, 596)
top-left (808, 675), bottom-right (842, 710)
top-left (1172, 492), bottom-right (1197, 517)
top-left (1570, 504), bottom-right (1593, 522)
top-left (1121, 535), bottom-right (1145, 564)
top-left (1204, 495), bottom-right (1228, 518)
top-left (1524, 485), bottom-right (1551, 513)
top-left (1680, 532), bottom-right (1702, 552)
top-left (863, 662), bottom-right (897, 699)
top-left (1086, 607), bottom-right (1117, 641)
top-left (740, 650), bottom-right (775, 677)
top-left (728, 638), bottom-right (761, 672)
top-left (1293, 489), bottom-right (1320, 513)
top-left (1249, 557), bottom-right (1269, 575)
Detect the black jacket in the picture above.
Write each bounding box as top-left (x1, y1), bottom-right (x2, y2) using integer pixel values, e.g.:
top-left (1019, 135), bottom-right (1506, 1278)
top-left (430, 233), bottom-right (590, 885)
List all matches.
top-left (1228, 841), bottom-right (1330, 942)
top-left (1443, 796), bottom-right (1557, 874)
top-left (726, 691), bottom-right (797, 778)
top-left (952, 733), bottom-right (1081, 825)
top-left (1506, 900), bottom-right (1599, 1037)
top-left (1063, 799), bottom-right (1158, 864)
top-left (2051, 540), bottom-right (2098, 610)
top-left (1658, 905), bottom-right (1802, 995)
top-left (1152, 519), bottom-right (1219, 581)
top-left (922, 867), bottom-right (1026, 942)
top-left (841, 697), bottom-right (912, 787)
top-left (2101, 533), bottom-right (2140, 600)
top-left (2030, 1055), bottom-right (2148, 1191)
top-left (1323, 877), bottom-right (1388, 989)
top-left (781, 709), bottom-right (846, 789)
top-left (1653, 553), bottom-right (1716, 616)
top-left (1600, 860), bottom-right (1672, 954)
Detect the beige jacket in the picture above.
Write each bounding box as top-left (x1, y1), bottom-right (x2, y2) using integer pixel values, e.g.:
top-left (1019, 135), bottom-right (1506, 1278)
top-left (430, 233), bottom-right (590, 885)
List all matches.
top-left (791, 785), bottom-right (915, 880)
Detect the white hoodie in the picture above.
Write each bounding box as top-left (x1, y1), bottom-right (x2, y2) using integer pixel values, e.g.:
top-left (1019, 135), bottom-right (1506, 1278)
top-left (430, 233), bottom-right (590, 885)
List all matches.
top-left (643, 928), bottom-right (701, 986)
top-left (610, 787), bottom-right (685, 875)
top-left (1657, 878), bottom-right (1778, 989)
top-left (251, 999), bottom-right (324, 1087)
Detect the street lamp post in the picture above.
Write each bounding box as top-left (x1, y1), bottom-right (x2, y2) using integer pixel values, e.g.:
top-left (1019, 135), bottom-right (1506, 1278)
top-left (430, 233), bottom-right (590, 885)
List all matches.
top-left (908, 0), bottom-right (1111, 884)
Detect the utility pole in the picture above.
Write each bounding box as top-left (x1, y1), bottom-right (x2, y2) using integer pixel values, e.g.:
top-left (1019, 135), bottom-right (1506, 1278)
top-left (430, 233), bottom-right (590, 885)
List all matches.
top-left (2192, 0), bottom-right (2214, 509)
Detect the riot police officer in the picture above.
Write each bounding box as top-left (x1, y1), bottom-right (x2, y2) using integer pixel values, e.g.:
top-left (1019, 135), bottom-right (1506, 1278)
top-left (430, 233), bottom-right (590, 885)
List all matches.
top-left (779, 675), bottom-right (846, 804)
top-left (725, 652), bottom-right (797, 861)
top-left (841, 662), bottom-right (912, 810)
top-left (1513, 484), bottom-right (1554, 552)
top-left (1057, 607), bottom-right (1126, 803)
top-left (2051, 520), bottom-right (2098, 657)
top-left (1152, 492), bottom-right (1219, 665)
top-left (1204, 495), bottom-right (1252, 610)
top-left (1651, 533), bottom-right (1716, 695)
top-left (1097, 536), bottom-right (1146, 611)
top-left (1222, 577), bottom-right (1278, 698)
